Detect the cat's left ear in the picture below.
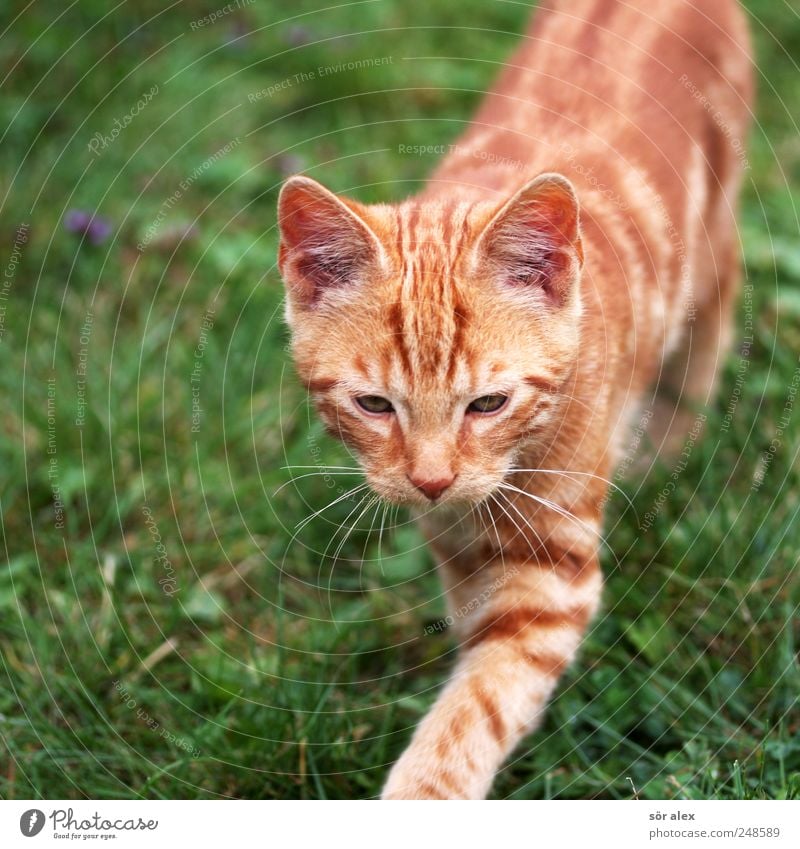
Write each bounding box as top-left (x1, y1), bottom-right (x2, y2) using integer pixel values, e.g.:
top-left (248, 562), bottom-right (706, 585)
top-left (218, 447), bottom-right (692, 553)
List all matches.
top-left (472, 172), bottom-right (583, 306)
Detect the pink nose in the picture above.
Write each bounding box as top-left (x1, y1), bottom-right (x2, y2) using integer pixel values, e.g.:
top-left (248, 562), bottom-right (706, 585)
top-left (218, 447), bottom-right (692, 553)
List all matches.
top-left (407, 473), bottom-right (456, 500)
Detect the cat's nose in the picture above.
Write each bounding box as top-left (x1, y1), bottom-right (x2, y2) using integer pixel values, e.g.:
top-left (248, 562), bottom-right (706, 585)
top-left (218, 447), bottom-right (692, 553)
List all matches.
top-left (407, 473), bottom-right (456, 500)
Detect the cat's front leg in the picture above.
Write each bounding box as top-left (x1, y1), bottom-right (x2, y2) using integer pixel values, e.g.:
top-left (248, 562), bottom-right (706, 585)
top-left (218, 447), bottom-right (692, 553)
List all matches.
top-left (381, 555), bottom-right (602, 800)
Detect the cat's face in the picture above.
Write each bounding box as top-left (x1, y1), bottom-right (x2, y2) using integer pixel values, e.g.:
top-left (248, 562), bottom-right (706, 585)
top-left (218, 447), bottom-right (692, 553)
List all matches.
top-left (278, 174), bottom-right (583, 506)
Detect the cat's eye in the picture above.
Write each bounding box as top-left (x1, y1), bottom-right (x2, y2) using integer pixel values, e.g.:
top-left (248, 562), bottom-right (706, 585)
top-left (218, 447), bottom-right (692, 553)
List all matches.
top-left (467, 394), bottom-right (508, 414)
top-left (355, 395), bottom-right (394, 414)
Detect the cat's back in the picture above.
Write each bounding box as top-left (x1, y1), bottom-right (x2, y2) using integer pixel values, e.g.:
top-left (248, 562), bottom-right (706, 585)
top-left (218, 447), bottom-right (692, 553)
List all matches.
top-left (431, 0), bottom-right (752, 196)
top-left (491, 0), bottom-right (750, 138)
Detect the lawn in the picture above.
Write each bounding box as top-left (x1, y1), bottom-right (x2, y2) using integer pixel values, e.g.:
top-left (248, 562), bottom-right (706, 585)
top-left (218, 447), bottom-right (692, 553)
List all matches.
top-left (0, 0), bottom-right (798, 799)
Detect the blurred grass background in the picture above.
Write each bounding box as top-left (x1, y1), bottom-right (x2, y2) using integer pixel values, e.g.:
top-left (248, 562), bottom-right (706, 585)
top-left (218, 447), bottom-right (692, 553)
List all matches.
top-left (0, 0), bottom-right (798, 799)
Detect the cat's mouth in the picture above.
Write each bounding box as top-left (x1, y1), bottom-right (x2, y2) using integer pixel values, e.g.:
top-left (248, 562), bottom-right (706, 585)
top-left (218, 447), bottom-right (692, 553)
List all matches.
top-left (364, 473), bottom-right (505, 508)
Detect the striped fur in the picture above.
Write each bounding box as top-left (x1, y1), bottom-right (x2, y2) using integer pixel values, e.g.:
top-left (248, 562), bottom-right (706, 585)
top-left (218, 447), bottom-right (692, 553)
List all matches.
top-left (277, 0), bottom-right (752, 799)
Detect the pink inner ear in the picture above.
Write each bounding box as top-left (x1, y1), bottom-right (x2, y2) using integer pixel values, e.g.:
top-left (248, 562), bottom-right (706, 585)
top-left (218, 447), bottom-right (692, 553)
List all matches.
top-left (480, 177), bottom-right (581, 305)
top-left (506, 247), bottom-right (567, 298)
top-left (278, 179), bottom-right (378, 306)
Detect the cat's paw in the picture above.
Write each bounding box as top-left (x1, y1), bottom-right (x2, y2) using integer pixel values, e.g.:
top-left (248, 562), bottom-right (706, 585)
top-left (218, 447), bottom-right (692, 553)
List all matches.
top-left (382, 754), bottom-right (472, 799)
top-left (381, 774), bottom-right (450, 800)
top-left (382, 760), bottom-right (446, 799)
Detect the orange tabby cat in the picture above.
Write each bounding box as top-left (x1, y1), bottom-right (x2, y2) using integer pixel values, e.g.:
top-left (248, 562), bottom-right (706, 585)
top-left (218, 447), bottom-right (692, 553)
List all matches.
top-left (277, 0), bottom-right (752, 799)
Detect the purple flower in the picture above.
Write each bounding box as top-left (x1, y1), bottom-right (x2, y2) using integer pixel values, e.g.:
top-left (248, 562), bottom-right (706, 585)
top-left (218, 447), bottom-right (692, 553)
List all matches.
top-left (64, 209), bottom-right (113, 245)
top-left (284, 25), bottom-right (315, 47)
top-left (276, 154), bottom-right (305, 177)
top-left (224, 20), bottom-right (250, 49)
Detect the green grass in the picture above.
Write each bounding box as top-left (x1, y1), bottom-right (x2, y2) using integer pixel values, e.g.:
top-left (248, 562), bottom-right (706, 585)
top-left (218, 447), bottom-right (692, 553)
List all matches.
top-left (1, 0), bottom-right (799, 799)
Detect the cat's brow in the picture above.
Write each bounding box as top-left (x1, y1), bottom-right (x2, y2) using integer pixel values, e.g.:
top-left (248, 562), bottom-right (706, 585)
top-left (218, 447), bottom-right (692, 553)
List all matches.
top-left (522, 375), bottom-right (559, 393)
top-left (303, 377), bottom-right (339, 393)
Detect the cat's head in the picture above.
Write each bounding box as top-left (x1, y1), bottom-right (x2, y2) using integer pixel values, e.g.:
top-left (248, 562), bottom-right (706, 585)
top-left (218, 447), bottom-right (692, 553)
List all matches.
top-left (277, 173), bottom-right (583, 506)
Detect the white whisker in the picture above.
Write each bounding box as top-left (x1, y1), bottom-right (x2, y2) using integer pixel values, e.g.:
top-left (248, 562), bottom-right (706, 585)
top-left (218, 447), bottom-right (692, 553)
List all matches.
top-left (481, 495), bottom-right (506, 569)
top-left (273, 470), bottom-right (365, 497)
top-left (497, 481), bottom-right (598, 538)
top-left (493, 490), bottom-right (548, 556)
top-left (358, 495), bottom-right (384, 587)
top-left (294, 483), bottom-right (370, 532)
top-left (488, 492), bottom-right (537, 558)
top-left (377, 501), bottom-right (390, 576)
top-left (317, 490), bottom-right (374, 601)
top-left (508, 466), bottom-right (637, 513)
top-left (280, 464), bottom-right (361, 472)
top-left (322, 493), bottom-right (376, 566)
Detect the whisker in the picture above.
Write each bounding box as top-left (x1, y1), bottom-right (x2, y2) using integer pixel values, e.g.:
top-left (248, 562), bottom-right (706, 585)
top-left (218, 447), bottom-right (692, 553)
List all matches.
top-left (284, 490), bottom-right (362, 567)
top-left (499, 483), bottom-right (626, 573)
top-left (497, 481), bottom-right (598, 537)
top-left (321, 492), bottom-right (375, 566)
top-left (317, 490), bottom-right (373, 598)
top-left (358, 495), bottom-right (384, 588)
top-left (508, 466), bottom-right (637, 513)
top-left (481, 495), bottom-right (506, 569)
top-left (294, 483), bottom-right (370, 532)
top-left (468, 503), bottom-right (484, 536)
top-left (500, 483), bottom-right (582, 526)
top-left (324, 494), bottom-right (380, 615)
top-left (377, 501), bottom-right (390, 576)
top-left (273, 470), bottom-right (365, 497)
top-left (336, 499), bottom-right (379, 575)
top-left (493, 490), bottom-right (548, 556)
top-left (470, 502), bottom-right (483, 539)
top-left (280, 464), bottom-right (361, 472)
top-left (488, 492), bottom-right (538, 559)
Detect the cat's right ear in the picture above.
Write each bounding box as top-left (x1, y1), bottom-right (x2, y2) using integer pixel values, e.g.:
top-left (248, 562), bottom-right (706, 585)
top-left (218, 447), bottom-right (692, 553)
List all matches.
top-left (277, 176), bottom-right (387, 311)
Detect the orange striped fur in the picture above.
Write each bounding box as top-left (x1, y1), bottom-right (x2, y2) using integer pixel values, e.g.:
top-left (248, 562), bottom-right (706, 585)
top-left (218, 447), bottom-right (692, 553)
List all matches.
top-left (277, 0), bottom-right (752, 799)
